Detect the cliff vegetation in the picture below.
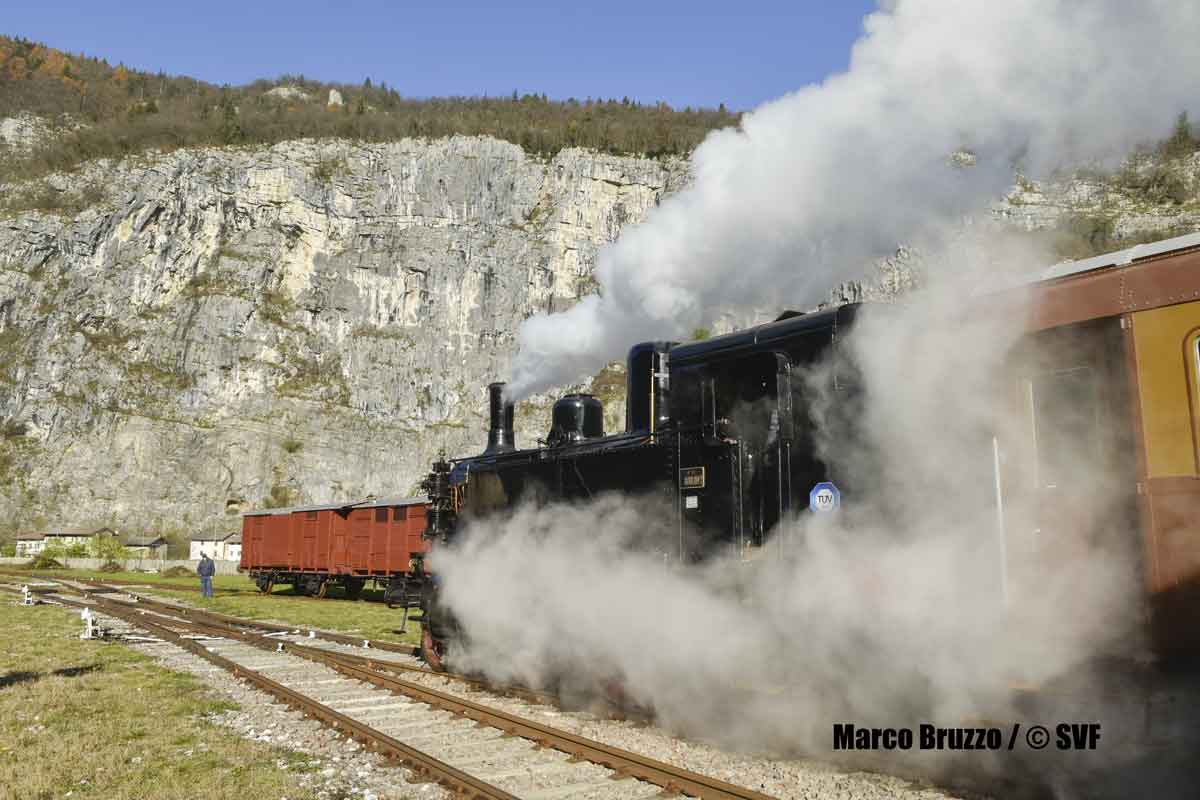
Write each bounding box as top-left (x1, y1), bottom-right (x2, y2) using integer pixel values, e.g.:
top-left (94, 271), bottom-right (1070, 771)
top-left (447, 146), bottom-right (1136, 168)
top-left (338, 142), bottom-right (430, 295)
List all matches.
top-left (0, 34), bottom-right (740, 182)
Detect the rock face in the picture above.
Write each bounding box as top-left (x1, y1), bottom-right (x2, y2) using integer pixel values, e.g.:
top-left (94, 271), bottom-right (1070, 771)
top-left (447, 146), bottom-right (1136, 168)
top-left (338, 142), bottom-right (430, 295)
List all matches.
top-left (993, 155), bottom-right (1200, 236)
top-left (0, 113), bottom-right (54, 154)
top-left (1, 130), bottom-right (1196, 537)
top-left (0, 136), bottom-right (688, 534)
top-left (266, 86), bottom-right (310, 102)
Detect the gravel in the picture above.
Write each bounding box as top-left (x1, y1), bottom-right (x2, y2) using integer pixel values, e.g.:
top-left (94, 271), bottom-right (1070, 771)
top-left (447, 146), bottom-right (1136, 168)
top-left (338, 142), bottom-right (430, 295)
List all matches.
top-left (83, 593), bottom-right (971, 800)
top-left (57, 599), bottom-right (443, 800)
top-left (131, 640), bottom-right (445, 800)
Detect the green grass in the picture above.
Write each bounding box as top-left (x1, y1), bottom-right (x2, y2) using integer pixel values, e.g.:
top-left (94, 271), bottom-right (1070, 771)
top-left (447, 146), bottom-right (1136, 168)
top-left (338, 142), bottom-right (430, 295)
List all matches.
top-left (3, 568), bottom-right (254, 593)
top-left (5, 568), bottom-right (419, 646)
top-left (151, 586), bottom-right (421, 646)
top-left (0, 598), bottom-right (320, 800)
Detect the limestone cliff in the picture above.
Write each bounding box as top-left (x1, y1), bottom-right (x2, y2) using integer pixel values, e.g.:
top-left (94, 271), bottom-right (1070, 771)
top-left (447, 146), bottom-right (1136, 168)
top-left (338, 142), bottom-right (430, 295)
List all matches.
top-left (1, 132), bottom-right (1196, 537)
top-left (0, 136), bottom-right (687, 534)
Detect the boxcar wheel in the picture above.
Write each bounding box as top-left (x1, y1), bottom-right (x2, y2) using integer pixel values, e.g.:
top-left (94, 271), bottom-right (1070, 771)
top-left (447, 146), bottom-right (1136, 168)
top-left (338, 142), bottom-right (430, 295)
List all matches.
top-left (315, 579), bottom-right (329, 599)
top-left (256, 576), bottom-right (274, 594)
top-left (344, 578), bottom-right (364, 600)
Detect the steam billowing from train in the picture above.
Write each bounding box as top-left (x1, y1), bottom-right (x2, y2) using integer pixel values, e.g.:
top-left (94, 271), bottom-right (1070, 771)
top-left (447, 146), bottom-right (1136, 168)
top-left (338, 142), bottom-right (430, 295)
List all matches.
top-left (506, 0), bottom-right (1200, 400)
top-left (432, 0), bottom-right (1199, 780)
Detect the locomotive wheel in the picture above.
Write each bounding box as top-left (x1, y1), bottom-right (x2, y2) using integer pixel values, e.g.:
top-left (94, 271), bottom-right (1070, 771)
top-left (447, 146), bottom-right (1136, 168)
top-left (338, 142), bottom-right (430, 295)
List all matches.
top-left (421, 625), bottom-right (446, 672)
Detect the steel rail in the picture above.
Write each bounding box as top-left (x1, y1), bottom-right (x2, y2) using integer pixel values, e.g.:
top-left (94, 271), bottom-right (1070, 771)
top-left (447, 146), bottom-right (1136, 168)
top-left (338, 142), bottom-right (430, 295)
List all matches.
top-left (0, 578), bottom-right (549, 705)
top-left (5, 580), bottom-right (1008, 800)
top-left (306, 655), bottom-right (780, 800)
top-left (68, 576), bottom-right (421, 656)
top-left (59, 585), bottom-right (779, 800)
top-left (77, 590), bottom-right (777, 800)
top-left (45, 591), bottom-right (518, 800)
top-left (78, 581), bottom-right (559, 706)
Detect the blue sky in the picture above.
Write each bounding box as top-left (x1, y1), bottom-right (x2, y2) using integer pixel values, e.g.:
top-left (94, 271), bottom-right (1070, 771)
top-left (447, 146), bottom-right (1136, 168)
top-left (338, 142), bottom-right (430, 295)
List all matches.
top-left (4, 1), bottom-right (876, 111)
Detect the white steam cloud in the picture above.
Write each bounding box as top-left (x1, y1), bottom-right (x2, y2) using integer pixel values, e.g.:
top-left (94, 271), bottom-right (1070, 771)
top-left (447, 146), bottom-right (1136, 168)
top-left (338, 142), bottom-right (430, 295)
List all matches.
top-left (436, 2), bottom-right (1200, 787)
top-left (507, 0), bottom-right (1200, 400)
top-left (439, 269), bottom-right (1147, 770)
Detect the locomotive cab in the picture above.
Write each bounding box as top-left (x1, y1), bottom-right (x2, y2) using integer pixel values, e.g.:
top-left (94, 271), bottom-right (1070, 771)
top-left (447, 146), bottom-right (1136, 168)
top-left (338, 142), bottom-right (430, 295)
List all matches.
top-left (669, 304), bottom-right (862, 560)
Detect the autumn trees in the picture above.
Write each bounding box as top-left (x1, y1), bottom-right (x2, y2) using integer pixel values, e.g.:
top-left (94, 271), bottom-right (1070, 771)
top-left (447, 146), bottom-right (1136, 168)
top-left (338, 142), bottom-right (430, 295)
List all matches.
top-left (0, 35), bottom-right (741, 181)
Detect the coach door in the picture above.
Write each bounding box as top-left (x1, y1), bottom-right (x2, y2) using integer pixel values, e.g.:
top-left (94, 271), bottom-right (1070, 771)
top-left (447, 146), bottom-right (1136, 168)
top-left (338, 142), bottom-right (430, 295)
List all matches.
top-left (1007, 319), bottom-right (1140, 637)
top-left (1025, 364), bottom-right (1106, 563)
top-left (1130, 301), bottom-right (1200, 652)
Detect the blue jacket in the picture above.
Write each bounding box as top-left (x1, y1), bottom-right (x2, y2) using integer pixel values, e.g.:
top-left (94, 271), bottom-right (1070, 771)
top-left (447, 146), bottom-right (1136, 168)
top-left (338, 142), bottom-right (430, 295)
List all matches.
top-left (197, 558), bottom-right (215, 577)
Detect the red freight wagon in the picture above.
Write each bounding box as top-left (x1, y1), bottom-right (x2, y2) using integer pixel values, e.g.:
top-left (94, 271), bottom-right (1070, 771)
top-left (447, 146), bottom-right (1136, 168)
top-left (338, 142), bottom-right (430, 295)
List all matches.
top-left (241, 495), bottom-right (430, 602)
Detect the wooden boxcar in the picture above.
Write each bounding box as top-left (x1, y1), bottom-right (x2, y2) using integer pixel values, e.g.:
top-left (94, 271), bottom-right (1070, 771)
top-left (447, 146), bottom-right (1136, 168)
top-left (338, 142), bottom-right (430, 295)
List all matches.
top-left (240, 495), bottom-right (429, 601)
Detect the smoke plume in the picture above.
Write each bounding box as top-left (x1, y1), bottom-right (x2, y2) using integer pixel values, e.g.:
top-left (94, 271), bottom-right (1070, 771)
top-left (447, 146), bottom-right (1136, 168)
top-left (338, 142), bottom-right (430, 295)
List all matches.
top-left (439, 263), bottom-right (1148, 772)
top-left (434, 1), bottom-right (1200, 790)
top-left (507, 0), bottom-right (1200, 400)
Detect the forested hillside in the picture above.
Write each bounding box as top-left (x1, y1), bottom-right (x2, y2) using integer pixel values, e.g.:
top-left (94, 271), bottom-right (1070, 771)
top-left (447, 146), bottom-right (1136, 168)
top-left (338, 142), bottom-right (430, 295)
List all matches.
top-left (0, 35), bottom-right (740, 181)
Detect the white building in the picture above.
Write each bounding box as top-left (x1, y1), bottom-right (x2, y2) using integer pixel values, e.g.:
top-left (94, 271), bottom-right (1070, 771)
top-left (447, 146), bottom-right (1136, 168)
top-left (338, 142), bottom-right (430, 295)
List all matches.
top-left (13, 527), bottom-right (120, 558)
top-left (189, 532), bottom-right (239, 561)
top-left (14, 533), bottom-right (46, 557)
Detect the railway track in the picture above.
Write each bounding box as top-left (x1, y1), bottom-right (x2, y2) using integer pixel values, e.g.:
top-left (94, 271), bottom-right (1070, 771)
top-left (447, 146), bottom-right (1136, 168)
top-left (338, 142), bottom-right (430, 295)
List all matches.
top-left (10, 573), bottom-right (561, 708)
top-left (73, 577), bottom-right (562, 708)
top-left (5, 580), bottom-right (780, 800)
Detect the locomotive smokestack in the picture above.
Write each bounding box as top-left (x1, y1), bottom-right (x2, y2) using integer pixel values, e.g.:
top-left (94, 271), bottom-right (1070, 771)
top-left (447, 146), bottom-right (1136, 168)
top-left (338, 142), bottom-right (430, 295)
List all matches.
top-left (484, 382), bottom-right (516, 454)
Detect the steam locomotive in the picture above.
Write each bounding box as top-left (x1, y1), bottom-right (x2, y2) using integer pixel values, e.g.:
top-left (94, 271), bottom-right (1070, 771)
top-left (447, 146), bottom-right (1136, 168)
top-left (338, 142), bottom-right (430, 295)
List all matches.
top-left (418, 304), bottom-right (865, 666)
top-left (418, 233), bottom-right (1200, 674)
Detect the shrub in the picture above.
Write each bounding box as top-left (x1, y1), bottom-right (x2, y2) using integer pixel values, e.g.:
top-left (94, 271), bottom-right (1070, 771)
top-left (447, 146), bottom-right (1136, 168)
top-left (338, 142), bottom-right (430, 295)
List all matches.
top-left (1159, 112), bottom-right (1200, 160)
top-left (1049, 214), bottom-right (1116, 260)
top-left (312, 157), bottom-right (347, 183)
top-left (98, 560), bottom-right (123, 572)
top-left (161, 565), bottom-right (194, 578)
top-left (91, 535), bottom-right (125, 560)
top-left (28, 554), bottom-right (63, 569)
top-left (1117, 163), bottom-right (1191, 205)
top-left (264, 484), bottom-right (294, 509)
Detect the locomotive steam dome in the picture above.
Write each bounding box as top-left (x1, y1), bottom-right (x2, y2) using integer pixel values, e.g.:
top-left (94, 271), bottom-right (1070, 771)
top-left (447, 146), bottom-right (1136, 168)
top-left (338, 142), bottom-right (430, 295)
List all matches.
top-left (548, 393), bottom-right (604, 446)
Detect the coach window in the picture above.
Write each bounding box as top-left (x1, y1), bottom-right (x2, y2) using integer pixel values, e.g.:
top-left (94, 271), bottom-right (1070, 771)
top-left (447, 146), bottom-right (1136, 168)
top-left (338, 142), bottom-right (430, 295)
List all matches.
top-left (374, 508), bottom-right (388, 523)
top-left (393, 507), bottom-right (407, 522)
top-left (305, 511), bottom-right (318, 520)
top-left (1029, 366), bottom-right (1100, 490)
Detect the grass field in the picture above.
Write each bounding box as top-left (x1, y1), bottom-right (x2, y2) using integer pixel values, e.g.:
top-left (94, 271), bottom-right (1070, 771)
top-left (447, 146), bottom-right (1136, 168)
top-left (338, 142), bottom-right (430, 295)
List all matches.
top-left (0, 597), bottom-right (321, 800)
top-left (4, 568), bottom-right (257, 593)
top-left (2, 568), bottom-right (420, 646)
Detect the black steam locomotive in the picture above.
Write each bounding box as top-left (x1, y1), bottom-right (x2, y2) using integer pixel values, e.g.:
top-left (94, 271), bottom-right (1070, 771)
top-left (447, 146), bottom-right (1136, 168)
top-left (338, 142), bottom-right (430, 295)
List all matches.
top-left (417, 303), bottom-right (863, 666)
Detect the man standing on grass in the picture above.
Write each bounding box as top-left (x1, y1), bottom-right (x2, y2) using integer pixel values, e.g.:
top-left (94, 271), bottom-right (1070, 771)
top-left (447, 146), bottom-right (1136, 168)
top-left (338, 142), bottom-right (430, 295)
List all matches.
top-left (197, 552), bottom-right (215, 598)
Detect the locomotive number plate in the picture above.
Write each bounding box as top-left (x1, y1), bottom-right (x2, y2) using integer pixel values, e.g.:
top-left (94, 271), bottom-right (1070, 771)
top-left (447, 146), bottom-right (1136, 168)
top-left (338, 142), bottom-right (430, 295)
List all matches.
top-left (680, 466), bottom-right (706, 489)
